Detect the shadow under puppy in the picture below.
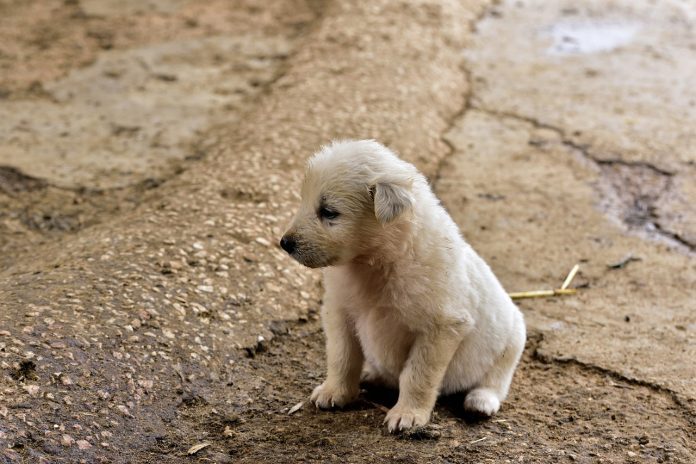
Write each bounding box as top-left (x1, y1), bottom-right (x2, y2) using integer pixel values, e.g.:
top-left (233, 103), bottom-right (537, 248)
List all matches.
top-left (281, 140), bottom-right (526, 432)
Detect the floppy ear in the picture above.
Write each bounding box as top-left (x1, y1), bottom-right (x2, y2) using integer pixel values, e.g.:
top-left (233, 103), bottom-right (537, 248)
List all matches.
top-left (373, 182), bottom-right (413, 224)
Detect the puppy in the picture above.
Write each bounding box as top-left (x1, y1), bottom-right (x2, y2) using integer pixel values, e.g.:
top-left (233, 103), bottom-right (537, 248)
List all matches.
top-left (281, 140), bottom-right (525, 432)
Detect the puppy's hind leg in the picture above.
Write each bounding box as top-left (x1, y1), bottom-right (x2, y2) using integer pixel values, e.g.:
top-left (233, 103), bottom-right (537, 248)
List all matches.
top-left (360, 362), bottom-right (381, 385)
top-left (464, 314), bottom-right (525, 417)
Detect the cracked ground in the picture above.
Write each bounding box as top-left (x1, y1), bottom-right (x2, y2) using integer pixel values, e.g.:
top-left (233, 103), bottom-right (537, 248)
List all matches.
top-left (0, 0), bottom-right (694, 463)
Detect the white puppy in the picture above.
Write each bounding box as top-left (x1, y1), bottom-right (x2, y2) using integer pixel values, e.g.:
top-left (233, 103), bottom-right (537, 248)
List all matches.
top-left (281, 140), bottom-right (525, 432)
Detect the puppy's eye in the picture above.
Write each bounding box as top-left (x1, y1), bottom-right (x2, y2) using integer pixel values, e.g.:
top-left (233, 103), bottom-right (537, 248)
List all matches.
top-left (319, 206), bottom-right (339, 220)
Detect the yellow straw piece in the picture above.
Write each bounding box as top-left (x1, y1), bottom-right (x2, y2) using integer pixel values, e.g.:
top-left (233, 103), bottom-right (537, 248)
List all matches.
top-left (561, 264), bottom-right (580, 290)
top-left (508, 264), bottom-right (581, 300)
top-left (508, 288), bottom-right (577, 300)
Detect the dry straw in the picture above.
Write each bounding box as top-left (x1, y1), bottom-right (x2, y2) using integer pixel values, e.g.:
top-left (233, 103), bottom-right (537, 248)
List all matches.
top-left (508, 264), bottom-right (580, 300)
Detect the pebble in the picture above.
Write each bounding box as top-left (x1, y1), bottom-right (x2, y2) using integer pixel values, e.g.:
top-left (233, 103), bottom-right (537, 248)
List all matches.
top-left (61, 434), bottom-right (74, 447)
top-left (255, 237), bottom-right (271, 246)
top-left (138, 379), bottom-right (154, 389)
top-left (116, 405), bottom-right (133, 417)
top-left (23, 384), bottom-right (40, 396)
top-left (76, 440), bottom-right (92, 450)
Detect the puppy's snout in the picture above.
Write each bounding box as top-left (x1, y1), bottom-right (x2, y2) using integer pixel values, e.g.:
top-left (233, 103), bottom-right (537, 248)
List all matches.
top-left (280, 235), bottom-right (297, 254)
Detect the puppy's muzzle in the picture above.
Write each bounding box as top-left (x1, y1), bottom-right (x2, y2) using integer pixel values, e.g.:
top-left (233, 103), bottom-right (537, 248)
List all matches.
top-left (280, 235), bottom-right (297, 255)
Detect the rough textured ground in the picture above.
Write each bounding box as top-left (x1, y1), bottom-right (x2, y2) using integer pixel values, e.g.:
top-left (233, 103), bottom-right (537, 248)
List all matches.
top-left (0, 0), bottom-right (694, 463)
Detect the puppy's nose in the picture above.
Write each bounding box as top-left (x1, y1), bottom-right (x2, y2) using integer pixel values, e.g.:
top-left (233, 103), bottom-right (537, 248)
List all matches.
top-left (280, 235), bottom-right (297, 254)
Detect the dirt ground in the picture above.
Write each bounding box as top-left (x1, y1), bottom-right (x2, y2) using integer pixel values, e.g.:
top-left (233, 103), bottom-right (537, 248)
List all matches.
top-left (0, 0), bottom-right (694, 463)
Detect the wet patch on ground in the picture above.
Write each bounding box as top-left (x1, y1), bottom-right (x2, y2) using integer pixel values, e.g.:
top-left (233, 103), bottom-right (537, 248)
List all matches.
top-left (596, 161), bottom-right (694, 252)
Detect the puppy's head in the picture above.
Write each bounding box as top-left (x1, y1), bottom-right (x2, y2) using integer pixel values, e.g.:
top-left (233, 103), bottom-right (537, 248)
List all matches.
top-left (281, 140), bottom-right (417, 268)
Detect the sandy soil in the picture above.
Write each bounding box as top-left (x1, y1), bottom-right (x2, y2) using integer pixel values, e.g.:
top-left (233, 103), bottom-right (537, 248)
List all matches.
top-left (0, 0), bottom-right (694, 463)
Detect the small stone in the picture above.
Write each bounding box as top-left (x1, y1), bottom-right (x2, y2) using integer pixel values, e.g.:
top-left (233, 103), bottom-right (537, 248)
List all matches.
top-left (23, 384), bottom-right (40, 396)
top-left (255, 237), bottom-right (271, 246)
top-left (116, 405), bottom-right (133, 417)
top-left (138, 379), bottom-right (154, 390)
top-left (61, 434), bottom-right (74, 447)
top-left (76, 440), bottom-right (92, 450)
top-left (209, 451), bottom-right (233, 463)
top-left (396, 424), bottom-right (442, 441)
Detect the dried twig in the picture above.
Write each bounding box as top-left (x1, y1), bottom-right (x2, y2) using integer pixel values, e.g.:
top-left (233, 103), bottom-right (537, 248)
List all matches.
top-left (187, 442), bottom-right (211, 455)
top-left (509, 288), bottom-right (576, 300)
top-left (561, 264), bottom-right (580, 290)
top-left (363, 399), bottom-right (390, 414)
top-left (607, 254), bottom-right (641, 269)
top-left (509, 264), bottom-right (580, 300)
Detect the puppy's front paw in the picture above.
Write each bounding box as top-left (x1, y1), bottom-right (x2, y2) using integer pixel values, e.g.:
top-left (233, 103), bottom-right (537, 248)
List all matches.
top-left (310, 382), bottom-right (358, 409)
top-left (384, 404), bottom-right (431, 432)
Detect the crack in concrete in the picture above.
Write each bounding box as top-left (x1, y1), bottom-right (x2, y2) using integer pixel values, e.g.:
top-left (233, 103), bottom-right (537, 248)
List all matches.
top-left (432, 2), bottom-right (498, 187)
top-left (0, 166), bottom-right (48, 196)
top-left (469, 105), bottom-right (674, 175)
top-left (592, 158), bottom-right (675, 177)
top-left (434, 66), bottom-right (474, 187)
top-left (527, 332), bottom-right (696, 427)
top-left (467, 105), bottom-right (694, 253)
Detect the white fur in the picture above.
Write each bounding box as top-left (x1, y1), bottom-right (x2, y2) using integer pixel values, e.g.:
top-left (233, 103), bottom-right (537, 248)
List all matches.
top-left (282, 140), bottom-right (526, 432)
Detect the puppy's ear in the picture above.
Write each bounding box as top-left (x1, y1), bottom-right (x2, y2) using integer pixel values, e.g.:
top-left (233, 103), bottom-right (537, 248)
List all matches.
top-left (373, 182), bottom-right (413, 224)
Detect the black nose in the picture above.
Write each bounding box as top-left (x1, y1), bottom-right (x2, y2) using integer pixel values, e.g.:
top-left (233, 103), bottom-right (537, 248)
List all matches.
top-left (280, 235), bottom-right (296, 254)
